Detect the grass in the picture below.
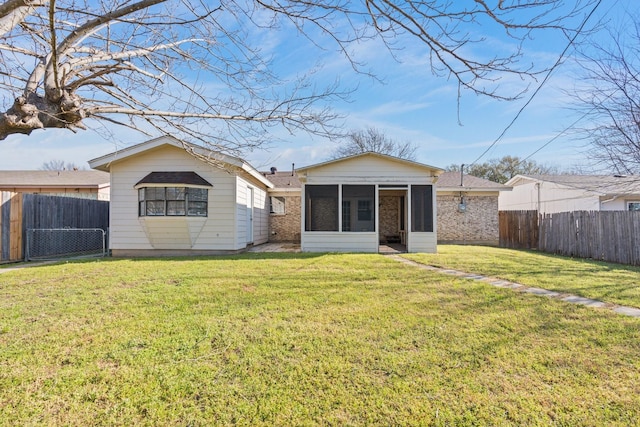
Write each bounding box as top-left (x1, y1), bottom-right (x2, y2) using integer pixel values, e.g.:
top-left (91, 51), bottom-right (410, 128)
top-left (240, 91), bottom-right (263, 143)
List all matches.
top-left (403, 245), bottom-right (640, 308)
top-left (0, 252), bottom-right (639, 425)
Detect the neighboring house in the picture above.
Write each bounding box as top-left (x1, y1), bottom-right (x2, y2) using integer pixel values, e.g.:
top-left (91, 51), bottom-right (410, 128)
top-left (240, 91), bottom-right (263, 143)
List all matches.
top-left (89, 136), bottom-right (273, 256)
top-left (500, 174), bottom-right (640, 214)
top-left (265, 169), bottom-right (510, 246)
top-left (0, 170), bottom-right (110, 200)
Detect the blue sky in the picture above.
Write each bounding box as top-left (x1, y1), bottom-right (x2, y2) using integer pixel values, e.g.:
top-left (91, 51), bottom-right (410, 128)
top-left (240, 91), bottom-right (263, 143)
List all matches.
top-left (0, 0), bottom-right (635, 172)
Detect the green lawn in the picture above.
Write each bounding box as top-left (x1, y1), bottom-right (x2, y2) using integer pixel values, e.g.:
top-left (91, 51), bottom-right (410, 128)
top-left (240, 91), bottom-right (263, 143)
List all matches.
top-left (1, 252), bottom-right (640, 425)
top-left (403, 245), bottom-right (640, 308)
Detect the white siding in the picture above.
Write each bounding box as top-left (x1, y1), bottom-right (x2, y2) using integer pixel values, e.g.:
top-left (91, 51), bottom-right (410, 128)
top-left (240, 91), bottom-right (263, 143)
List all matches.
top-left (407, 233), bottom-right (438, 253)
top-left (601, 198), bottom-right (633, 211)
top-left (499, 180), bottom-right (601, 214)
top-left (109, 144), bottom-right (241, 251)
top-left (300, 155), bottom-right (438, 182)
top-left (302, 232), bottom-right (378, 252)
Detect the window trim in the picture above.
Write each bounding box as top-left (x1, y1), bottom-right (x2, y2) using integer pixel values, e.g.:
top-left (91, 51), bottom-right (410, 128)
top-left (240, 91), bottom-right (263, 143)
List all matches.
top-left (627, 201), bottom-right (640, 212)
top-left (269, 196), bottom-right (286, 215)
top-left (138, 186), bottom-right (209, 217)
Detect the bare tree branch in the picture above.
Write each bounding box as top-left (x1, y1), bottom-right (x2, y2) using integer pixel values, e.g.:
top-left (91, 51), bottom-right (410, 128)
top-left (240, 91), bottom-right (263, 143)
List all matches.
top-left (569, 11), bottom-right (640, 174)
top-left (0, 0), bottom-right (597, 159)
top-left (330, 127), bottom-right (417, 160)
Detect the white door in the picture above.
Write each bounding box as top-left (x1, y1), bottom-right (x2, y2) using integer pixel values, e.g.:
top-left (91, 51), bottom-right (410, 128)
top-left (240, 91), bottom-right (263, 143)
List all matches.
top-left (246, 187), bottom-right (254, 244)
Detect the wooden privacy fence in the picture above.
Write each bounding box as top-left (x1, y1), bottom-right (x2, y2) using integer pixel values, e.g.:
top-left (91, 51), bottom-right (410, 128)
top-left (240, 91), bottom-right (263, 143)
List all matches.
top-left (0, 192), bottom-right (109, 262)
top-left (499, 210), bottom-right (539, 249)
top-left (0, 192), bottom-right (23, 262)
top-left (539, 211), bottom-right (640, 266)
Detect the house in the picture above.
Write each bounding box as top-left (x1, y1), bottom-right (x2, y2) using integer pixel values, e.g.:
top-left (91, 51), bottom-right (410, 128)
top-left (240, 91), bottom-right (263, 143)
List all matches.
top-left (89, 136), bottom-right (510, 255)
top-left (0, 170), bottom-right (110, 200)
top-left (89, 136), bottom-right (273, 256)
top-left (265, 168), bottom-right (511, 247)
top-left (500, 174), bottom-right (640, 214)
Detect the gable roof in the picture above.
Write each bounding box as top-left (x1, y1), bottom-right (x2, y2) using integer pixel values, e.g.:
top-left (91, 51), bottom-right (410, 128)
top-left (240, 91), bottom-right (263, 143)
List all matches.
top-left (89, 135), bottom-right (273, 188)
top-left (0, 170), bottom-right (109, 188)
top-left (262, 165), bottom-right (509, 192)
top-left (506, 174), bottom-right (640, 196)
top-left (296, 152), bottom-right (444, 175)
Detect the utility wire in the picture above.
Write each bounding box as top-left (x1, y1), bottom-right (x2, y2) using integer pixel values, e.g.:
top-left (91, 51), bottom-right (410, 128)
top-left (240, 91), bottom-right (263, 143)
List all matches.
top-left (468, 0), bottom-right (603, 167)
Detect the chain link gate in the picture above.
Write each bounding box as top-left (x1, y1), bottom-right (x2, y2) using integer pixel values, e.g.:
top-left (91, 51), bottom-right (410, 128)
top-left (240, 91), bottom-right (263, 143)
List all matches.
top-left (26, 228), bottom-right (107, 261)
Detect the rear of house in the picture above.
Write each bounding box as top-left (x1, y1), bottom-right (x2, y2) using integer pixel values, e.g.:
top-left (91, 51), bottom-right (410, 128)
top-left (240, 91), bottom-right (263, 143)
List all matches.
top-left (266, 169), bottom-right (510, 247)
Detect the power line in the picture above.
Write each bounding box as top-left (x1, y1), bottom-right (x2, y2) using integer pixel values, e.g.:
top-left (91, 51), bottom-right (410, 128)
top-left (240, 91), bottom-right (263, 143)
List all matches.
top-left (468, 0), bottom-right (603, 167)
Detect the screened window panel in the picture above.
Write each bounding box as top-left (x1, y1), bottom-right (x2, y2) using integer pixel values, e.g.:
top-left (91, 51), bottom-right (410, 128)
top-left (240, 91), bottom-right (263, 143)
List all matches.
top-left (342, 200), bottom-right (351, 231)
top-left (305, 185), bottom-right (338, 231)
top-left (411, 185), bottom-right (433, 232)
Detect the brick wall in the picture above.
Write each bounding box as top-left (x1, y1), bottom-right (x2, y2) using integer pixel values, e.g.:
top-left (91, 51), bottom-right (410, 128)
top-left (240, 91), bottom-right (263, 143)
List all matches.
top-left (269, 195), bottom-right (301, 242)
top-left (379, 195), bottom-right (400, 242)
top-left (437, 193), bottom-right (499, 245)
top-left (268, 192), bottom-right (500, 245)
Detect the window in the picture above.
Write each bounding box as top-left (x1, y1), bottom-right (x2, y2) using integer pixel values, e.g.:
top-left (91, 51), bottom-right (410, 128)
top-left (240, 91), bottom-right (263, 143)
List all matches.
top-left (411, 185), bottom-right (433, 232)
top-left (629, 202), bottom-right (640, 212)
top-left (305, 185), bottom-right (338, 231)
top-left (138, 187), bottom-right (208, 217)
top-left (342, 185), bottom-right (375, 232)
top-left (270, 196), bottom-right (286, 214)
top-left (342, 200), bottom-right (351, 231)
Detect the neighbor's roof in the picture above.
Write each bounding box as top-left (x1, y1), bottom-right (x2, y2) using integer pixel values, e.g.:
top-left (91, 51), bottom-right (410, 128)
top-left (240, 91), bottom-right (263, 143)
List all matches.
top-left (0, 170), bottom-right (110, 188)
top-left (506, 174), bottom-right (640, 196)
top-left (437, 171), bottom-right (511, 192)
top-left (261, 171), bottom-right (302, 189)
top-left (89, 135), bottom-right (273, 188)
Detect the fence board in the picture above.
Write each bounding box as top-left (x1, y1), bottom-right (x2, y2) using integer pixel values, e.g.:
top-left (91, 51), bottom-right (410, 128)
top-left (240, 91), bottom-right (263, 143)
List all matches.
top-left (536, 210), bottom-right (640, 266)
top-left (499, 210), bottom-right (539, 249)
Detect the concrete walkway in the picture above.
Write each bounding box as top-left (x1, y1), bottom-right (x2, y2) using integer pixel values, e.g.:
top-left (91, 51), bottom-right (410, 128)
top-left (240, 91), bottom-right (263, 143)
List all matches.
top-left (389, 255), bottom-right (640, 319)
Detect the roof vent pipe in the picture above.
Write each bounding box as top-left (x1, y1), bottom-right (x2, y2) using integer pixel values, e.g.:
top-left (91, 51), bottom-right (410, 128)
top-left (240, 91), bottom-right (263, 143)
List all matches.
top-left (270, 167), bottom-right (277, 174)
top-left (291, 163), bottom-right (295, 176)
